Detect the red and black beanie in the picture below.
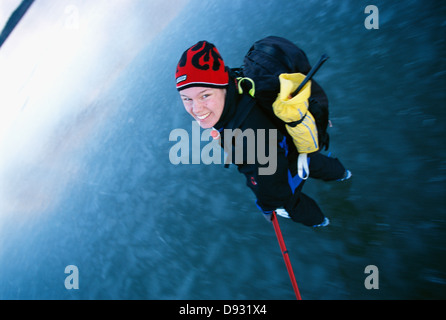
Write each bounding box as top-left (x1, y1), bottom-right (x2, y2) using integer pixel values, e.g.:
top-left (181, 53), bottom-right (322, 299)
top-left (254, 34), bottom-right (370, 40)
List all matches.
top-left (175, 41), bottom-right (229, 91)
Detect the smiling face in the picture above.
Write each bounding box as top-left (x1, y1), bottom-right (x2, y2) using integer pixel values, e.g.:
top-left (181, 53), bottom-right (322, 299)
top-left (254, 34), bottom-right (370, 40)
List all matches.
top-left (179, 86), bottom-right (227, 129)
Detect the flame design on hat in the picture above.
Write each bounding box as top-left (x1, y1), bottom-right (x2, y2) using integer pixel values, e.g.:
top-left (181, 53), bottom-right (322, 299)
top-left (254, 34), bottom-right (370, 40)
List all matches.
top-left (175, 41), bottom-right (229, 91)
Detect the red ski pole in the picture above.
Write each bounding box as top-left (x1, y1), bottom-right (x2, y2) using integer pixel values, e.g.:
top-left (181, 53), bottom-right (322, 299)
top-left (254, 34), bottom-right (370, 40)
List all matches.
top-left (271, 211), bottom-right (302, 300)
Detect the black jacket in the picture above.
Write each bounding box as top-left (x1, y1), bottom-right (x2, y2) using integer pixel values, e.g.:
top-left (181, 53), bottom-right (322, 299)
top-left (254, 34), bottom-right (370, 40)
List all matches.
top-left (215, 75), bottom-right (326, 226)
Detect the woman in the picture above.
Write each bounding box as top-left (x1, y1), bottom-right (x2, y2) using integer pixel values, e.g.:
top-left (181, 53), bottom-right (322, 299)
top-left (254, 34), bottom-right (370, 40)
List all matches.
top-left (175, 40), bottom-right (351, 227)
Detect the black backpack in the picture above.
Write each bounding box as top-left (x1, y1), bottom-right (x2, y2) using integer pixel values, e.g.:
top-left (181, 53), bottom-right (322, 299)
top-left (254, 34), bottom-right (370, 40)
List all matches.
top-left (236, 36), bottom-right (330, 151)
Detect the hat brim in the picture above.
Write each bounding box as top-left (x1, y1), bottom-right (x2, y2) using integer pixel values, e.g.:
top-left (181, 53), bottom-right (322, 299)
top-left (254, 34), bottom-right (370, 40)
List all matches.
top-left (177, 82), bottom-right (228, 91)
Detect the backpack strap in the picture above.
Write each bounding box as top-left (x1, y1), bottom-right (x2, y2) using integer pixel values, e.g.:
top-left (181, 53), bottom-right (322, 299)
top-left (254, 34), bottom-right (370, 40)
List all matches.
top-left (225, 89), bottom-right (256, 130)
top-left (221, 94), bottom-right (256, 169)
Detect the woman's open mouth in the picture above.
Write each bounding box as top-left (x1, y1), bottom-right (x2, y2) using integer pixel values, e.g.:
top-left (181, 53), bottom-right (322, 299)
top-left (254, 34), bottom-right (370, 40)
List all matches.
top-left (196, 112), bottom-right (211, 120)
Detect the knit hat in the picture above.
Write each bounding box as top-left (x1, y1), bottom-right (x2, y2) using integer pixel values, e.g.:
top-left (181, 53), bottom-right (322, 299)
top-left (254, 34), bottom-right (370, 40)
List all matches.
top-left (175, 41), bottom-right (229, 91)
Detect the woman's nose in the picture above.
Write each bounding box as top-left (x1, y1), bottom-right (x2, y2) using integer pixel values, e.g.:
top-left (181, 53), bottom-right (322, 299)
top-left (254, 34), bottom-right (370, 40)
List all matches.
top-left (192, 100), bottom-right (204, 113)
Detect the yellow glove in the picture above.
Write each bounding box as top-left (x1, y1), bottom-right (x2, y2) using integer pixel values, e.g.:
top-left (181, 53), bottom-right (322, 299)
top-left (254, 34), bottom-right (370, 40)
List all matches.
top-left (273, 73), bottom-right (311, 122)
top-left (272, 73), bottom-right (319, 154)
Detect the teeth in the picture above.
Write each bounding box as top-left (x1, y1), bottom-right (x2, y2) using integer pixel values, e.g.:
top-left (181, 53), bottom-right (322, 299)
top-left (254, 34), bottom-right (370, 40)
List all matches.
top-left (196, 113), bottom-right (210, 120)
